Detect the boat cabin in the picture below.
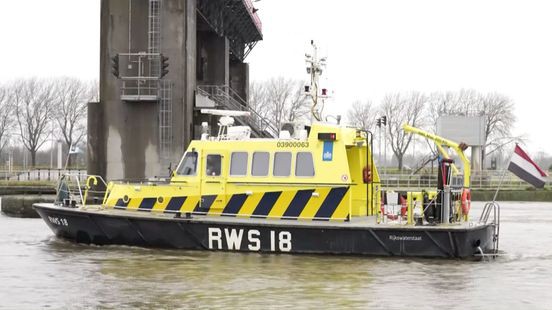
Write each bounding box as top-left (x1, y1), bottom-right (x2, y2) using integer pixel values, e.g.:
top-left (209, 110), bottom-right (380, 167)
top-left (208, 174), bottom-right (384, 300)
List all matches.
top-left (104, 122), bottom-right (380, 221)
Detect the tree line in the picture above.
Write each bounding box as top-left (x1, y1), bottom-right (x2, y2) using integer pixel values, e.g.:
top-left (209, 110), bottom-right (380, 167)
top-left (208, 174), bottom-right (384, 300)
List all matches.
top-left (249, 77), bottom-right (310, 132)
top-left (348, 89), bottom-right (519, 170)
top-left (0, 76), bottom-right (530, 171)
top-left (249, 78), bottom-right (520, 171)
top-left (0, 77), bottom-right (97, 168)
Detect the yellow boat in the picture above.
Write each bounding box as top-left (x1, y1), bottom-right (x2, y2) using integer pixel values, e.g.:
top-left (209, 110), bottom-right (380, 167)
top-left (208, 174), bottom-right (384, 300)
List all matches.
top-left (34, 43), bottom-right (499, 259)
top-left (33, 110), bottom-right (499, 258)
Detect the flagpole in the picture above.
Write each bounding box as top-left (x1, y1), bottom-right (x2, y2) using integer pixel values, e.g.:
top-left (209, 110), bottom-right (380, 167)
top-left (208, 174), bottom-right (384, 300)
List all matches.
top-left (492, 148), bottom-right (515, 203)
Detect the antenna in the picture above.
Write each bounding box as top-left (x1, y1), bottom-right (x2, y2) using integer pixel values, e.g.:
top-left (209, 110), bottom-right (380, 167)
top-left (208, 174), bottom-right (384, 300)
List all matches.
top-left (305, 41), bottom-right (328, 122)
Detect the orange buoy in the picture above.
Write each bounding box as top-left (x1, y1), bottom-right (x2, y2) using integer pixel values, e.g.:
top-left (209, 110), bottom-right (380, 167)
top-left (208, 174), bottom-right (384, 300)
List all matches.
top-left (400, 195), bottom-right (407, 217)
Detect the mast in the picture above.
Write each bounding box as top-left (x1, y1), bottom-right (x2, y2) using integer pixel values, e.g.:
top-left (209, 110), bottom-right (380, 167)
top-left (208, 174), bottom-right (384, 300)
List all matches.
top-left (305, 40), bottom-right (328, 122)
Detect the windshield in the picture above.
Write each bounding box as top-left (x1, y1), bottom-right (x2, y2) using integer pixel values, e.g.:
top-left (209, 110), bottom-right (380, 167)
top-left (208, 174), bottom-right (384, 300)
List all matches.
top-left (176, 151), bottom-right (198, 176)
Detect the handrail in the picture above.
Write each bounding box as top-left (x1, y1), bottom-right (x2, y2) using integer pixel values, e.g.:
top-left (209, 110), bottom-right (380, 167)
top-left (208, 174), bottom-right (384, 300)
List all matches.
top-left (378, 171), bottom-right (552, 190)
top-left (82, 175), bottom-right (109, 207)
top-left (479, 201), bottom-right (500, 254)
top-left (376, 188), bottom-right (465, 225)
top-left (56, 174), bottom-right (108, 207)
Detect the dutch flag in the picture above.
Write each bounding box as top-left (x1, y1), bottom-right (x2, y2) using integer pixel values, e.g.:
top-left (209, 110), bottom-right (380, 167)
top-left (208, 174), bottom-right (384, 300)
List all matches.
top-left (508, 144), bottom-right (548, 188)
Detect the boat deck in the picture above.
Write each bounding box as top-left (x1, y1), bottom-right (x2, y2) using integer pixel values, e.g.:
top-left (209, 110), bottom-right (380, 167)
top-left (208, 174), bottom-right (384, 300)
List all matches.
top-left (38, 203), bottom-right (487, 231)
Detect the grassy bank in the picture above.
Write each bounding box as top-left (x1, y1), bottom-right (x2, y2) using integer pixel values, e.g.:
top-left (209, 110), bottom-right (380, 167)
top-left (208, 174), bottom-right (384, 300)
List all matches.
top-left (472, 189), bottom-right (552, 202)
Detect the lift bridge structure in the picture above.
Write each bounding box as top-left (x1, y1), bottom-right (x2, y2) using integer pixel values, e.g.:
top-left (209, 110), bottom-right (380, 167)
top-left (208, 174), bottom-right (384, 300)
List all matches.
top-left (89, 0), bottom-right (273, 181)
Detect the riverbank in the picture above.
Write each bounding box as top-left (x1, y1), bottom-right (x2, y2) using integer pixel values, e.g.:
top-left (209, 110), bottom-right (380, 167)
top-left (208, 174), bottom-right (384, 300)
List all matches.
top-left (0, 185), bottom-right (55, 196)
top-left (0, 195), bottom-right (56, 218)
top-left (0, 185), bottom-right (56, 217)
top-left (471, 189), bottom-right (552, 202)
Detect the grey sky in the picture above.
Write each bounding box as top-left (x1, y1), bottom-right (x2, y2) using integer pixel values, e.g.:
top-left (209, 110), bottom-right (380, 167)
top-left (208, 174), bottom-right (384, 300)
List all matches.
top-left (1, 0), bottom-right (550, 154)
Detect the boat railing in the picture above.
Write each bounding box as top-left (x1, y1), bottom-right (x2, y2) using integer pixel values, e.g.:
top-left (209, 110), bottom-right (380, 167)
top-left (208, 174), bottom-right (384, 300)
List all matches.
top-left (375, 188), bottom-right (470, 226)
top-left (55, 174), bottom-right (109, 208)
top-left (479, 201), bottom-right (500, 254)
top-left (380, 171), bottom-right (552, 190)
top-left (106, 178), bottom-right (171, 185)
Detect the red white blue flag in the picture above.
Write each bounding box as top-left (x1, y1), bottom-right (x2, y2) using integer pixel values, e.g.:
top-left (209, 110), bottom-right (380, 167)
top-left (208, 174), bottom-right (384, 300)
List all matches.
top-left (508, 144), bottom-right (548, 188)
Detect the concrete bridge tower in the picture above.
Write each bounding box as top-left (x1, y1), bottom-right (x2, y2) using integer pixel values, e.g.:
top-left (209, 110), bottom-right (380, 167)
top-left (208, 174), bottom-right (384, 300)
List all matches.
top-left (88, 0), bottom-right (263, 180)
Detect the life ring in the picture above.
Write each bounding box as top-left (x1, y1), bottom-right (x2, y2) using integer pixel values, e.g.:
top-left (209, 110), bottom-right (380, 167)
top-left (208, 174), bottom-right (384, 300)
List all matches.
top-left (400, 195), bottom-right (407, 217)
top-left (363, 165), bottom-right (372, 183)
top-left (461, 189), bottom-right (471, 215)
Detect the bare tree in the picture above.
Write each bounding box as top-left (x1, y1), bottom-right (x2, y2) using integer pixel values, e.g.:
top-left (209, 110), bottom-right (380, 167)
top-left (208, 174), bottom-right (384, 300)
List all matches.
top-left (426, 89), bottom-right (517, 166)
top-left (249, 81), bottom-right (267, 112)
top-left (427, 89), bottom-right (480, 128)
top-left (248, 81), bottom-right (272, 132)
top-left (347, 100), bottom-right (376, 132)
top-left (13, 78), bottom-right (55, 167)
top-left (381, 91), bottom-right (427, 170)
top-left (262, 77), bottom-right (309, 130)
top-left (284, 80), bottom-right (309, 124)
top-left (0, 84), bottom-right (15, 154)
top-left (53, 77), bottom-right (96, 166)
top-left (478, 92), bottom-right (516, 163)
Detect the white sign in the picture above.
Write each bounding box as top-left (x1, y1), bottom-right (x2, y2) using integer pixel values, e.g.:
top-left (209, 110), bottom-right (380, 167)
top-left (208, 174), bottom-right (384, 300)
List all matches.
top-left (436, 115), bottom-right (486, 146)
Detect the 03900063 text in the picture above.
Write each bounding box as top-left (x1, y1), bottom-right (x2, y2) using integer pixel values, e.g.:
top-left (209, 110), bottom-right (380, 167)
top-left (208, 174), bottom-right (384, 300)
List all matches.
top-left (207, 228), bottom-right (292, 252)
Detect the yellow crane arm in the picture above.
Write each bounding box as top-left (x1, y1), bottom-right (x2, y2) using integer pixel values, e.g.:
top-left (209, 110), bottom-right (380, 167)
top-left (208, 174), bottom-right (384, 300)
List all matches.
top-left (402, 124), bottom-right (471, 188)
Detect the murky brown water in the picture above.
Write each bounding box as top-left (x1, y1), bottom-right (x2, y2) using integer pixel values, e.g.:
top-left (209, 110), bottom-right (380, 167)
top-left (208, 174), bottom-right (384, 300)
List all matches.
top-left (1, 202), bottom-right (552, 309)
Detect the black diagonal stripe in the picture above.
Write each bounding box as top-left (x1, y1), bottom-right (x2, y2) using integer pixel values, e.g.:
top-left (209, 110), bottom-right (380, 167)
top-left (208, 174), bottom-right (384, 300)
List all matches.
top-left (283, 189), bottom-right (314, 219)
top-left (194, 195), bottom-right (217, 213)
top-left (315, 187), bottom-right (349, 221)
top-left (114, 198), bottom-right (130, 209)
top-left (222, 194), bottom-right (248, 217)
top-left (164, 196), bottom-right (187, 213)
top-left (138, 197), bottom-right (157, 212)
top-left (252, 191), bottom-right (281, 218)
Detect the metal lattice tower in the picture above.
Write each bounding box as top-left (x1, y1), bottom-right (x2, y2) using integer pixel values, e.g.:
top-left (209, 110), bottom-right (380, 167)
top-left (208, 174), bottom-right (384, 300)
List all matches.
top-left (147, 0), bottom-right (173, 172)
top-left (159, 80), bottom-right (173, 170)
top-left (148, 0), bottom-right (161, 77)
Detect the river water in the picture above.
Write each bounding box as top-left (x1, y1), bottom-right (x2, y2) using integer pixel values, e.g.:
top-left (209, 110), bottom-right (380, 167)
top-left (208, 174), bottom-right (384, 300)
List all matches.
top-left (1, 202), bottom-right (551, 309)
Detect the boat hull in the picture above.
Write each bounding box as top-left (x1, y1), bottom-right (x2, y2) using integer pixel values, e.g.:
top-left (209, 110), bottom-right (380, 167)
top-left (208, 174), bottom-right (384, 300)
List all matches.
top-left (34, 203), bottom-right (495, 259)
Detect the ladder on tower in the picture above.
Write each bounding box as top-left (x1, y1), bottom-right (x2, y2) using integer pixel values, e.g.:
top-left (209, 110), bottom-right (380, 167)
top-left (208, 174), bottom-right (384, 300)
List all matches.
top-left (148, 0), bottom-right (161, 77)
top-left (159, 80), bottom-right (173, 171)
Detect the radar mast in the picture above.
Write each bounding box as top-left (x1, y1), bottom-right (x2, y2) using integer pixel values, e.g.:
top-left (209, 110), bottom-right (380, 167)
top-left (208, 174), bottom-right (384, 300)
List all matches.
top-left (305, 40), bottom-right (328, 122)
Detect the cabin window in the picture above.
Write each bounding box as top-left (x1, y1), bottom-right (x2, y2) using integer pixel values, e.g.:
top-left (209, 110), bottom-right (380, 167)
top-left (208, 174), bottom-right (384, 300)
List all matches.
top-left (273, 152), bottom-right (292, 177)
top-left (177, 151), bottom-right (198, 176)
top-left (252, 152), bottom-right (269, 176)
top-left (230, 152), bottom-right (248, 176)
top-left (206, 154), bottom-right (222, 176)
top-left (296, 152), bottom-right (315, 177)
